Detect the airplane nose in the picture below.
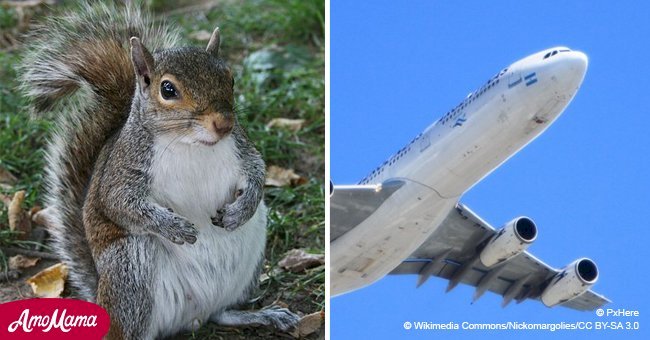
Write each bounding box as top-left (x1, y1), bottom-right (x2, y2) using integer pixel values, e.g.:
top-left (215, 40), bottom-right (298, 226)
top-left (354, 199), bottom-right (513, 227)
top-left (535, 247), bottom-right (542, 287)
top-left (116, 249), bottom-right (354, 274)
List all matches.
top-left (556, 51), bottom-right (588, 91)
top-left (563, 51), bottom-right (589, 84)
top-left (567, 51), bottom-right (588, 77)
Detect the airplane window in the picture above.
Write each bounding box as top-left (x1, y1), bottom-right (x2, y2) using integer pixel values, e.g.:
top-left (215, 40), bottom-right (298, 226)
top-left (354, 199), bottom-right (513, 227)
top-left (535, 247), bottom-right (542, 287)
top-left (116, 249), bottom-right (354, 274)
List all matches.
top-left (544, 52), bottom-right (551, 59)
top-left (552, 50), bottom-right (558, 56)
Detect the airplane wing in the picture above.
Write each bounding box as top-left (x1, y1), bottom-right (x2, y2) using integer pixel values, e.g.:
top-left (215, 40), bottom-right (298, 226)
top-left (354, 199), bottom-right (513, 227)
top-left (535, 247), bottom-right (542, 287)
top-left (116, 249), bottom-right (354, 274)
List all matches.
top-left (389, 203), bottom-right (610, 311)
top-left (330, 180), bottom-right (405, 241)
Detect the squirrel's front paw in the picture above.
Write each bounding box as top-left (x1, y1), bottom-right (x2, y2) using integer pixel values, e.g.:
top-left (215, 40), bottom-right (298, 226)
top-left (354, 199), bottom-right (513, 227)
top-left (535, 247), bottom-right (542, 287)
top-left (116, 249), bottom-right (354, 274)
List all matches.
top-left (211, 204), bottom-right (244, 231)
top-left (157, 214), bottom-right (198, 245)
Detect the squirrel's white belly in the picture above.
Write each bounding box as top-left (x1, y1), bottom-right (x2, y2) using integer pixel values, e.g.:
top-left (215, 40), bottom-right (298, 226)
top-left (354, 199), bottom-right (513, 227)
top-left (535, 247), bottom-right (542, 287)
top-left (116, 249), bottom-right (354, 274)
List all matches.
top-left (148, 136), bottom-right (267, 336)
top-left (149, 135), bottom-right (241, 227)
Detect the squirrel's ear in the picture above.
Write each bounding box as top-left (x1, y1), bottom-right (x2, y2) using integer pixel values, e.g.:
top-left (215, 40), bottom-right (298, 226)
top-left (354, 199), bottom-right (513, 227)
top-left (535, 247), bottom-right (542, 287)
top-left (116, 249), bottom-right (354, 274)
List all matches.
top-left (206, 27), bottom-right (220, 58)
top-left (129, 37), bottom-right (154, 92)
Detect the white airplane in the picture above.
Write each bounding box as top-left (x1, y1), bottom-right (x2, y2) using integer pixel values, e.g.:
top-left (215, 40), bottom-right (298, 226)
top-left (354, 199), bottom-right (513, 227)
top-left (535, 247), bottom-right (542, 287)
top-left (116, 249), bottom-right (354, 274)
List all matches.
top-left (330, 47), bottom-right (609, 310)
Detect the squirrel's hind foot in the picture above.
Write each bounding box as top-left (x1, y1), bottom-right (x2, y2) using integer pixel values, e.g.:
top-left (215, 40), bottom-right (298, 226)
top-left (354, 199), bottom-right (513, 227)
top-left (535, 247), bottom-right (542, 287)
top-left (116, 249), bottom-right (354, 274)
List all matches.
top-left (210, 305), bottom-right (300, 332)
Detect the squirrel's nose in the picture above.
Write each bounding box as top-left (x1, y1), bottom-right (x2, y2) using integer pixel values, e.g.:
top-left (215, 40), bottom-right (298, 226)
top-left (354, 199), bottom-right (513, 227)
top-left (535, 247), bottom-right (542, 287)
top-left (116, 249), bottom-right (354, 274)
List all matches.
top-left (208, 112), bottom-right (234, 136)
top-left (212, 119), bottom-right (233, 136)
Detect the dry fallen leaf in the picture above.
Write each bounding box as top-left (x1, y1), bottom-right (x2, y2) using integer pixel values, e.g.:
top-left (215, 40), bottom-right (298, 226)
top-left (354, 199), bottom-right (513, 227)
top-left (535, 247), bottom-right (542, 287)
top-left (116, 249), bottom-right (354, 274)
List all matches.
top-left (278, 249), bottom-right (324, 273)
top-left (259, 273), bottom-right (270, 284)
top-left (290, 311), bottom-right (324, 338)
top-left (9, 255), bottom-right (39, 270)
top-left (31, 206), bottom-right (54, 229)
top-left (8, 190), bottom-right (31, 239)
top-left (265, 165), bottom-right (308, 187)
top-left (266, 118), bottom-right (306, 132)
top-left (29, 205), bottom-right (41, 215)
top-left (0, 166), bottom-right (17, 185)
top-left (188, 29), bottom-right (212, 41)
top-left (8, 190), bottom-right (25, 229)
top-left (26, 262), bottom-right (68, 298)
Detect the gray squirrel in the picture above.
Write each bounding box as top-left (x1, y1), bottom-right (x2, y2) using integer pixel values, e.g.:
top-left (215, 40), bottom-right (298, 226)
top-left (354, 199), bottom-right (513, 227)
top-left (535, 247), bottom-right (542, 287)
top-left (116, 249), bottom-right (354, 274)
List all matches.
top-left (18, 2), bottom-right (299, 338)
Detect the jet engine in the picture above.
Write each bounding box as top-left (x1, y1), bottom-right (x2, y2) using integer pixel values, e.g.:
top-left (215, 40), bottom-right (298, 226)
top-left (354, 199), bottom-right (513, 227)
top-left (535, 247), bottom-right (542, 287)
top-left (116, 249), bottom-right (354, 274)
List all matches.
top-left (541, 258), bottom-right (599, 307)
top-left (479, 217), bottom-right (537, 267)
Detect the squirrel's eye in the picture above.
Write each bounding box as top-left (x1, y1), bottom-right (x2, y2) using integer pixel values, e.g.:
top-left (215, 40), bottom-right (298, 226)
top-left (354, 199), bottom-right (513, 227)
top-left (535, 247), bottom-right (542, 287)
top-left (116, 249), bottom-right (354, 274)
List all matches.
top-left (160, 80), bottom-right (178, 100)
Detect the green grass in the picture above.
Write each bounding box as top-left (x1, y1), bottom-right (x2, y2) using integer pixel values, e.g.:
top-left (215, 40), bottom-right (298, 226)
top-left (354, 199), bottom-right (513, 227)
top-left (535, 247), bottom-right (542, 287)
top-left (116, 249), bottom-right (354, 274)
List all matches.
top-left (0, 1), bottom-right (324, 338)
top-left (0, 47), bottom-right (51, 246)
top-left (175, 0), bottom-right (324, 54)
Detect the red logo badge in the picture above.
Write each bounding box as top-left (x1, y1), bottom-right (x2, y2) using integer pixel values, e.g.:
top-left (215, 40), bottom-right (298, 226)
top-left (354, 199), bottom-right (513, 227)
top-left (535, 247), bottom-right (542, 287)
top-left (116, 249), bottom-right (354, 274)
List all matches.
top-left (0, 298), bottom-right (110, 339)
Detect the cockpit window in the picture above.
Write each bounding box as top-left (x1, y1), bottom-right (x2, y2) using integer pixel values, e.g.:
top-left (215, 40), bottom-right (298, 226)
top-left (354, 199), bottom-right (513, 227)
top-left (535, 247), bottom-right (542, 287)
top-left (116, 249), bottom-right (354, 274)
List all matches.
top-left (544, 50), bottom-right (559, 59)
top-left (544, 48), bottom-right (572, 60)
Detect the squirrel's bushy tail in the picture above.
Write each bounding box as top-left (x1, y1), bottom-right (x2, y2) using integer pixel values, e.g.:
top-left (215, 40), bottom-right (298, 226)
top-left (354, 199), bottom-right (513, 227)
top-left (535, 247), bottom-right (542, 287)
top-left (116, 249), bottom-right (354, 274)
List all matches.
top-left (19, 1), bottom-right (179, 300)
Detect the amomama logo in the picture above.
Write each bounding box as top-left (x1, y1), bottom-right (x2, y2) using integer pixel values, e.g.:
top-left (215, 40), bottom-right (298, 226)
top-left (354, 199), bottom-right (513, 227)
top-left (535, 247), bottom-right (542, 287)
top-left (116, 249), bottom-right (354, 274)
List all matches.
top-left (0, 298), bottom-right (109, 339)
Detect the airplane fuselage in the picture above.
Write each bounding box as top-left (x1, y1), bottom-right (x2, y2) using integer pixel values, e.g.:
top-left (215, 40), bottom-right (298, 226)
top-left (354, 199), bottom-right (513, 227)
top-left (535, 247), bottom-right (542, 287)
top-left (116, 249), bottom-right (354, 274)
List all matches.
top-left (331, 47), bottom-right (588, 296)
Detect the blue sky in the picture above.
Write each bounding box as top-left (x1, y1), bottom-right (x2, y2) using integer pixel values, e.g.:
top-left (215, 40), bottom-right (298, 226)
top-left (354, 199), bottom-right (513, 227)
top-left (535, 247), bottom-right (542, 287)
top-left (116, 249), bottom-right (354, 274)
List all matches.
top-left (330, 1), bottom-right (649, 339)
